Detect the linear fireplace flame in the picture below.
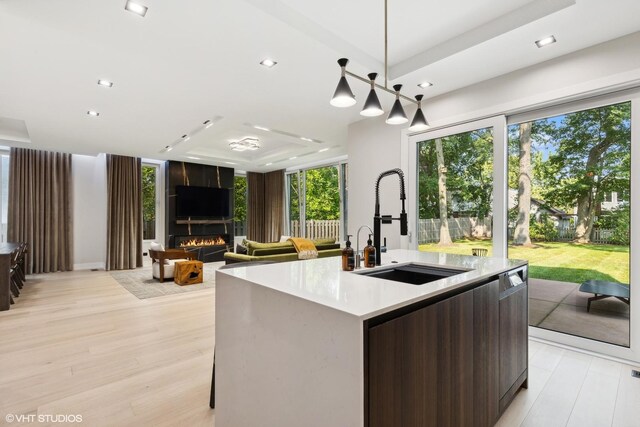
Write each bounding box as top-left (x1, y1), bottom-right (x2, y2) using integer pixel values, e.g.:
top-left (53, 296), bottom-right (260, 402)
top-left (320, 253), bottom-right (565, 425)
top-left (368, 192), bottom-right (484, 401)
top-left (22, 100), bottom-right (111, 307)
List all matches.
top-left (179, 236), bottom-right (226, 247)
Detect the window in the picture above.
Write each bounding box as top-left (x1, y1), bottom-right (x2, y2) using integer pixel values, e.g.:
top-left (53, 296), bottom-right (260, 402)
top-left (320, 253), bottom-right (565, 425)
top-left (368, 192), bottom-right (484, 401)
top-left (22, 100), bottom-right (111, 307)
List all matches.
top-left (0, 153), bottom-right (9, 243)
top-left (508, 101), bottom-right (631, 347)
top-left (142, 164), bottom-right (158, 240)
top-left (233, 175), bottom-right (247, 237)
top-left (417, 126), bottom-right (495, 255)
top-left (286, 162), bottom-right (347, 241)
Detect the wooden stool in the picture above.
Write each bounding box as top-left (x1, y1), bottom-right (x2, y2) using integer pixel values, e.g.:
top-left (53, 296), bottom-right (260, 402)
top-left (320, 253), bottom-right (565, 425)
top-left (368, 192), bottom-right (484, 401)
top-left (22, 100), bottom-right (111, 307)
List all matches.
top-left (174, 260), bottom-right (204, 285)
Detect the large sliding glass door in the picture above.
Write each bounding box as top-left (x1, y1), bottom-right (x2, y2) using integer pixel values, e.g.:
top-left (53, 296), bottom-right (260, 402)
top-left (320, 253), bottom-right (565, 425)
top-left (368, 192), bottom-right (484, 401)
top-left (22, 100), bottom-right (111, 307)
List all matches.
top-left (416, 127), bottom-right (495, 256)
top-left (409, 117), bottom-right (507, 258)
top-left (508, 101), bottom-right (631, 348)
top-left (408, 91), bottom-right (640, 362)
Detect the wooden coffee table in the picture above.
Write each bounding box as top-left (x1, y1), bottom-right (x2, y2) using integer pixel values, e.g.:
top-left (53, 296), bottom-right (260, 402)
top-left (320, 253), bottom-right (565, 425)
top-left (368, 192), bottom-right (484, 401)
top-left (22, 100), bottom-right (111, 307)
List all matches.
top-left (579, 279), bottom-right (630, 312)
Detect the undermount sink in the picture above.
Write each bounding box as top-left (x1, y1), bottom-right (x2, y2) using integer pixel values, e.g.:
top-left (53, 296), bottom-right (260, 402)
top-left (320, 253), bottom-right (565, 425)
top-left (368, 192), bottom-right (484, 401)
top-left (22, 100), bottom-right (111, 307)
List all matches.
top-left (355, 263), bottom-right (471, 285)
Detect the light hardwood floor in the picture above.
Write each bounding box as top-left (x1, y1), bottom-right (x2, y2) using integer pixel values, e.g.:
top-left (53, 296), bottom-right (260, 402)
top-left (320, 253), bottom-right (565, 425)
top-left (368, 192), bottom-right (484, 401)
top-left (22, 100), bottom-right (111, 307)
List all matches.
top-left (0, 270), bottom-right (638, 426)
top-left (0, 270), bottom-right (216, 426)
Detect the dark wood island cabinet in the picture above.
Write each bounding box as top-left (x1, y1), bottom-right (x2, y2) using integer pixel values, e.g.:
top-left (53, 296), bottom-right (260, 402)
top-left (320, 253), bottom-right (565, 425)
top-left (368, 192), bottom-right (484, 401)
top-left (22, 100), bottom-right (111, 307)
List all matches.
top-left (365, 268), bottom-right (527, 427)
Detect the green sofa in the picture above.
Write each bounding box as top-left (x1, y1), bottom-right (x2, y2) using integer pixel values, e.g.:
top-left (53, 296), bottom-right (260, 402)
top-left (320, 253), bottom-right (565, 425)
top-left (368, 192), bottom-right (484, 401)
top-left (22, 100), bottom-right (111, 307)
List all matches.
top-left (224, 238), bottom-right (342, 264)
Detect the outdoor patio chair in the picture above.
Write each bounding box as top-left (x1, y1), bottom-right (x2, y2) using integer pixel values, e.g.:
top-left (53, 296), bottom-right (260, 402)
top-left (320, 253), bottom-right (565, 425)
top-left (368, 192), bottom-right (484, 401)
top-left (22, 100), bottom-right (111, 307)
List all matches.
top-left (579, 279), bottom-right (630, 312)
top-left (472, 248), bottom-right (488, 257)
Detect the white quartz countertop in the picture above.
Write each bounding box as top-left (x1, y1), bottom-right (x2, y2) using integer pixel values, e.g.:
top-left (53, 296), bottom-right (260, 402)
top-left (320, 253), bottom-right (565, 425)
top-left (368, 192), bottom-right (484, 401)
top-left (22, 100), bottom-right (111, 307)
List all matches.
top-left (218, 249), bottom-right (527, 319)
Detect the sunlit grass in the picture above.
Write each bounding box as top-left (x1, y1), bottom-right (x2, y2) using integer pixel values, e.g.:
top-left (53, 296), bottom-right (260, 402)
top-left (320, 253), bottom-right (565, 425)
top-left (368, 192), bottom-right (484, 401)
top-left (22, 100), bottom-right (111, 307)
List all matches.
top-left (419, 239), bottom-right (629, 285)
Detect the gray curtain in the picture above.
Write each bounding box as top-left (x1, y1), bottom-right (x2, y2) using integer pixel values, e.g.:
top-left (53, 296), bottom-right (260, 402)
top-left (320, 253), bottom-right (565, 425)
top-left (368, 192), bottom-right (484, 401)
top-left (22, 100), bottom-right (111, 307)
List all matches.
top-left (247, 170), bottom-right (284, 242)
top-left (106, 154), bottom-right (143, 270)
top-left (8, 147), bottom-right (73, 274)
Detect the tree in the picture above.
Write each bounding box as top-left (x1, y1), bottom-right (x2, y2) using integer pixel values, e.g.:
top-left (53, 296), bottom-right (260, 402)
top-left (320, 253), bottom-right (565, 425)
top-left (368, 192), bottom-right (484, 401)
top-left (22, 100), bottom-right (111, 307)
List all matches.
top-left (304, 167), bottom-right (340, 220)
top-left (513, 122), bottom-right (532, 245)
top-left (141, 166), bottom-right (156, 239)
top-left (233, 176), bottom-right (247, 223)
top-left (540, 103), bottom-right (631, 243)
top-left (435, 138), bottom-right (452, 245)
top-left (417, 129), bottom-right (493, 221)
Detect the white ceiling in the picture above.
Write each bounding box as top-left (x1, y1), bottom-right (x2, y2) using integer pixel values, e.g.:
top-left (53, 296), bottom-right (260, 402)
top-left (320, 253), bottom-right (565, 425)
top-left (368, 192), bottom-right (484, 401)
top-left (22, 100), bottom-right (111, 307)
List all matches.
top-left (0, 0), bottom-right (639, 172)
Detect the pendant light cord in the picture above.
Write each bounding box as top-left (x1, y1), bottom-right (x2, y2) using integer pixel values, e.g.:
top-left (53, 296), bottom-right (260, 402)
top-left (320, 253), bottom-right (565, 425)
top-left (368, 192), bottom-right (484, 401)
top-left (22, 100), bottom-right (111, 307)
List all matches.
top-left (384, 0), bottom-right (388, 89)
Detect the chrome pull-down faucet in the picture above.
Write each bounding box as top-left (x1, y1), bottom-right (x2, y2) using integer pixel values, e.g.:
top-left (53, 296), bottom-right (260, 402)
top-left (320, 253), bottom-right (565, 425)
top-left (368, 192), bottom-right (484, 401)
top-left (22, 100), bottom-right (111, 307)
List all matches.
top-left (373, 168), bottom-right (408, 265)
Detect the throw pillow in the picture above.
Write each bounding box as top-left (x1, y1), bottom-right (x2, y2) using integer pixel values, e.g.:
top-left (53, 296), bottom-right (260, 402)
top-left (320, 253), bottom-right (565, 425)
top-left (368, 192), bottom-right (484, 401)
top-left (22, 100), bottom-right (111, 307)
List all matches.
top-left (236, 244), bottom-right (248, 255)
top-left (279, 235), bottom-right (291, 242)
top-left (150, 241), bottom-right (165, 252)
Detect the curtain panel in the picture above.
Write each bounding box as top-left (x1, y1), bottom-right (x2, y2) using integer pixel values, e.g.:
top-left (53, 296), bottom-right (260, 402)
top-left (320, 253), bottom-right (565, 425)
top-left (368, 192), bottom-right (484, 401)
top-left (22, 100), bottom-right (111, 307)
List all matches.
top-left (246, 170), bottom-right (284, 242)
top-left (8, 147), bottom-right (73, 274)
top-left (106, 154), bottom-right (143, 270)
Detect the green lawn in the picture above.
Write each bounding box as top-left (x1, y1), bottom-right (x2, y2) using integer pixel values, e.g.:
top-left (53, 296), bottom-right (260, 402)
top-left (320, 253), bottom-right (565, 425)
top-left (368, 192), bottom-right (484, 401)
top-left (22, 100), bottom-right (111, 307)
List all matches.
top-left (419, 239), bottom-right (629, 285)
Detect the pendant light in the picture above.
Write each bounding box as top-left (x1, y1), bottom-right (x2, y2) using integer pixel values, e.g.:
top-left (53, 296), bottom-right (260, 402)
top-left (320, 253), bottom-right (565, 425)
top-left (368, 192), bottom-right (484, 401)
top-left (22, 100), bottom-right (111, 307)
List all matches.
top-left (360, 73), bottom-right (384, 117)
top-left (408, 94), bottom-right (430, 132)
top-left (328, 0), bottom-right (432, 131)
top-left (330, 58), bottom-right (356, 107)
top-left (386, 84), bottom-right (408, 125)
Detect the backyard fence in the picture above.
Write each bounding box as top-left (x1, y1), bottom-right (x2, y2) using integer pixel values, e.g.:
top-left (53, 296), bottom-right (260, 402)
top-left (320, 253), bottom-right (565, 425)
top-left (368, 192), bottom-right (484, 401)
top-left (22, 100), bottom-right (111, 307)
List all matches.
top-left (556, 225), bottom-right (614, 244)
top-left (290, 220), bottom-right (341, 240)
top-left (507, 224), bottom-right (617, 244)
top-left (417, 217), bottom-right (492, 244)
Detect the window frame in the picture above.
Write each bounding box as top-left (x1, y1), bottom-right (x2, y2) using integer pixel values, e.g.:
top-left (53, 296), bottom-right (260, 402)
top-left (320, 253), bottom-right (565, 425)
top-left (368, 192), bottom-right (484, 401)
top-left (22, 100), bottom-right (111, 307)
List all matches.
top-left (141, 161), bottom-right (163, 243)
top-left (285, 160), bottom-right (348, 241)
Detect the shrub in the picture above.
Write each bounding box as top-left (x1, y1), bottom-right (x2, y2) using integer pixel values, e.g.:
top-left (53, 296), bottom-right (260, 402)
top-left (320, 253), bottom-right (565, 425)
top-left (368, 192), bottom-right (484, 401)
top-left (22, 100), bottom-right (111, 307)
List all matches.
top-left (595, 205), bottom-right (630, 245)
top-left (529, 214), bottom-right (559, 241)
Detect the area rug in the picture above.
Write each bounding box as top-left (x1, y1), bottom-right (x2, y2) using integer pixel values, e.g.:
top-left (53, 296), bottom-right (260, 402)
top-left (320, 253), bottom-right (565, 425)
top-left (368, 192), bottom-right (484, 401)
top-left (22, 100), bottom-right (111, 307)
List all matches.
top-left (110, 261), bottom-right (224, 299)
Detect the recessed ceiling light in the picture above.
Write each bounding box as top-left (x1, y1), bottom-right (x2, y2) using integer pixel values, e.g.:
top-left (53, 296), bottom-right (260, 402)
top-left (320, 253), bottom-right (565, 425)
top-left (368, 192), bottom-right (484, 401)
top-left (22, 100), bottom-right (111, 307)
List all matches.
top-left (418, 82), bottom-right (433, 89)
top-left (254, 125), bottom-right (270, 131)
top-left (125, 1), bottom-right (148, 17)
top-left (319, 148), bottom-right (329, 153)
top-left (260, 58), bottom-right (277, 68)
top-left (87, 110), bottom-right (99, 117)
top-left (205, 123), bottom-right (213, 129)
top-left (186, 156), bottom-right (200, 160)
top-left (225, 161), bottom-right (237, 165)
top-left (165, 146), bottom-right (173, 152)
top-left (182, 135), bottom-right (190, 141)
top-left (300, 137), bottom-right (313, 142)
top-left (97, 79), bottom-right (113, 88)
top-left (265, 162), bottom-right (273, 166)
top-left (289, 156), bottom-right (297, 160)
top-left (535, 35), bottom-right (556, 48)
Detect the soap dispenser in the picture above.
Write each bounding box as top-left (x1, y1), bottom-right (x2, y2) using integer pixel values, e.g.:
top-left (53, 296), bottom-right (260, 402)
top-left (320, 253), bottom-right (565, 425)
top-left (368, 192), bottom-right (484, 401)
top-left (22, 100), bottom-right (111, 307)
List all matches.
top-left (363, 234), bottom-right (376, 268)
top-left (342, 235), bottom-right (355, 271)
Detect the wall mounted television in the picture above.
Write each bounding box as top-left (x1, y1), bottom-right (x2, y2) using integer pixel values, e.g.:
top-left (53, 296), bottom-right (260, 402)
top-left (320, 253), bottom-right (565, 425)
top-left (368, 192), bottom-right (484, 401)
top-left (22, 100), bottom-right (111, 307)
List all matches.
top-left (175, 185), bottom-right (231, 219)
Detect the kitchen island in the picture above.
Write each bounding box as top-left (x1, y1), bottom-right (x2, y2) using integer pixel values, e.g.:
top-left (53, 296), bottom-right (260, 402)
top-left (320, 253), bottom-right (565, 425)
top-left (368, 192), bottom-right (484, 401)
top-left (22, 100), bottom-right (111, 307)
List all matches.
top-left (213, 249), bottom-right (528, 427)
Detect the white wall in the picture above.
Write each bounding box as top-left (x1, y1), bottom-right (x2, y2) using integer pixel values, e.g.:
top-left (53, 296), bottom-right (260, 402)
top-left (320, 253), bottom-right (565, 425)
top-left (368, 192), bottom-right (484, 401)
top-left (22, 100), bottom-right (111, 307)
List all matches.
top-left (348, 31), bottom-right (640, 252)
top-left (72, 154), bottom-right (107, 270)
top-left (347, 118), bottom-right (406, 251)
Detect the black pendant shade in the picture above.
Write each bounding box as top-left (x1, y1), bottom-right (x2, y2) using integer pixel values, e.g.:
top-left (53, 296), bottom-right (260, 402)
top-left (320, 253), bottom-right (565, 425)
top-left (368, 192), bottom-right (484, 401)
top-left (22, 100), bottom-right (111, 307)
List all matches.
top-left (361, 73), bottom-right (383, 117)
top-left (330, 58), bottom-right (356, 108)
top-left (386, 84), bottom-right (408, 125)
top-left (409, 94), bottom-right (430, 131)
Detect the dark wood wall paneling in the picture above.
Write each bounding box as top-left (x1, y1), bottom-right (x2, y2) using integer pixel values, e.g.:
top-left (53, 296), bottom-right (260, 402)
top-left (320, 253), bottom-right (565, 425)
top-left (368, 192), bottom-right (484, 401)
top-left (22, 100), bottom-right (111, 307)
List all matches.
top-left (165, 161), bottom-right (234, 262)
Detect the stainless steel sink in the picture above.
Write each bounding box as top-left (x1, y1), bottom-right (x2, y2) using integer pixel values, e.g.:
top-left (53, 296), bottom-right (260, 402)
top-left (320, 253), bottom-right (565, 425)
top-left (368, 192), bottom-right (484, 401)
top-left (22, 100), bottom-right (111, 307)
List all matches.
top-left (355, 263), bottom-right (470, 285)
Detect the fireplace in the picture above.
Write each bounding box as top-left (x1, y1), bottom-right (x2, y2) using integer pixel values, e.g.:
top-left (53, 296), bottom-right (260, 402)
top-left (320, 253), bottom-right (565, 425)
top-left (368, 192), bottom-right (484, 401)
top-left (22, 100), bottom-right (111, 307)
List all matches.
top-left (173, 234), bottom-right (230, 262)
top-left (176, 235), bottom-right (228, 248)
